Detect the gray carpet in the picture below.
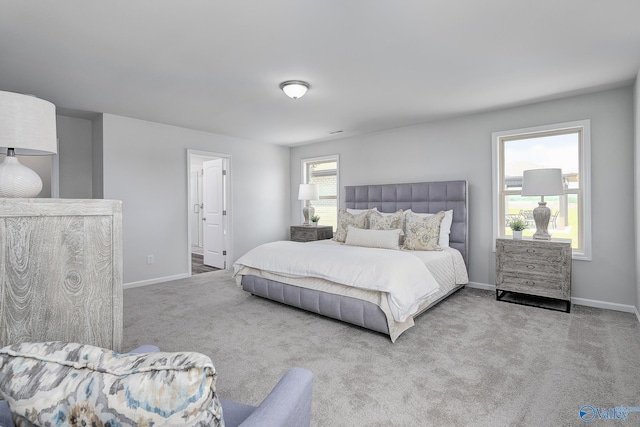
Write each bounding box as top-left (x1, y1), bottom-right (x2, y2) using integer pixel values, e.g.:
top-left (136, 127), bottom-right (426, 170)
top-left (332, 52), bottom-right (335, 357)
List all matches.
top-left (123, 270), bottom-right (640, 426)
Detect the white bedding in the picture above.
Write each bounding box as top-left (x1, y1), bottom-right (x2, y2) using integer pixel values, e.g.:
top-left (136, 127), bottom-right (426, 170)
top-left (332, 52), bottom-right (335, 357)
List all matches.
top-left (233, 240), bottom-right (441, 322)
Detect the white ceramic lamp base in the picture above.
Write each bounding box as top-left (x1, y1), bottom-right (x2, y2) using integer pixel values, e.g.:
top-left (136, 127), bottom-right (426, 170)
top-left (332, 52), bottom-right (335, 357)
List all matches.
top-left (532, 201), bottom-right (551, 240)
top-left (0, 155), bottom-right (43, 197)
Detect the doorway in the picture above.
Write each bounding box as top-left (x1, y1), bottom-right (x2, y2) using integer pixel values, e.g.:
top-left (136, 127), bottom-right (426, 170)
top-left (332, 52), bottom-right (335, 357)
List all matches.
top-left (187, 150), bottom-right (231, 275)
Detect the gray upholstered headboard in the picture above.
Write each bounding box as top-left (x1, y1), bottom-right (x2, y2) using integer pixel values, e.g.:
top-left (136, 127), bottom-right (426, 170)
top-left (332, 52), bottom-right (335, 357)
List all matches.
top-left (344, 180), bottom-right (468, 266)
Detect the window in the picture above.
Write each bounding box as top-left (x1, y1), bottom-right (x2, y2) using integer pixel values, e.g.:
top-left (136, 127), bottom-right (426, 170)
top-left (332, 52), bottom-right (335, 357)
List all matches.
top-left (302, 156), bottom-right (339, 231)
top-left (492, 120), bottom-right (591, 260)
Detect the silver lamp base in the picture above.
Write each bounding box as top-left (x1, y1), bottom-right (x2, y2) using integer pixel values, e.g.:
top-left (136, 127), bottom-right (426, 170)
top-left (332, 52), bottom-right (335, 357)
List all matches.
top-left (532, 201), bottom-right (551, 240)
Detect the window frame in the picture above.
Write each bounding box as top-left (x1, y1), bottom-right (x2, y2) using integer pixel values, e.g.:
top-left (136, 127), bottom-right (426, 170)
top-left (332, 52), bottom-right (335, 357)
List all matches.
top-left (491, 120), bottom-right (591, 260)
top-left (301, 155), bottom-right (339, 230)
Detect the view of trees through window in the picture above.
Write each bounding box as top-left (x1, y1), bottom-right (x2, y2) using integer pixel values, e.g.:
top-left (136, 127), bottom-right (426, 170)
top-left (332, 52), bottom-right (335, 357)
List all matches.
top-left (303, 157), bottom-right (338, 230)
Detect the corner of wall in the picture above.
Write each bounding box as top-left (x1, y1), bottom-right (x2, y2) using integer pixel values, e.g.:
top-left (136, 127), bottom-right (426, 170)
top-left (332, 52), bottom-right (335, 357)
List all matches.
top-left (91, 114), bottom-right (104, 199)
top-left (635, 69), bottom-right (640, 320)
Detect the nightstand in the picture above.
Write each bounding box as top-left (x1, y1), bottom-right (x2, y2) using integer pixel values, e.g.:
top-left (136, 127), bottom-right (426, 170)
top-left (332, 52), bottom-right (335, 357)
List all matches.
top-left (290, 225), bottom-right (334, 242)
top-left (495, 237), bottom-right (572, 312)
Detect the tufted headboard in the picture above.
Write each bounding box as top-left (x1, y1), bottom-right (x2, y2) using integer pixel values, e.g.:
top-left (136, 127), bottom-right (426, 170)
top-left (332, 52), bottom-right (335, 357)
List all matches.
top-left (344, 180), bottom-right (468, 266)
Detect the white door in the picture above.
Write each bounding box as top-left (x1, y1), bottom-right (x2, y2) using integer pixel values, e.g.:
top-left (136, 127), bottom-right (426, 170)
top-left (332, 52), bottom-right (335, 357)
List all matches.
top-left (203, 158), bottom-right (225, 268)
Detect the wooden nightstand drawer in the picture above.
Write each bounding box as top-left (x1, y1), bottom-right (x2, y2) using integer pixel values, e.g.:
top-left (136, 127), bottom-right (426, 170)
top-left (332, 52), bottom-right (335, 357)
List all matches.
top-left (290, 225), bottom-right (334, 242)
top-left (497, 240), bottom-right (565, 262)
top-left (499, 259), bottom-right (566, 277)
top-left (293, 228), bottom-right (318, 241)
top-left (497, 273), bottom-right (568, 300)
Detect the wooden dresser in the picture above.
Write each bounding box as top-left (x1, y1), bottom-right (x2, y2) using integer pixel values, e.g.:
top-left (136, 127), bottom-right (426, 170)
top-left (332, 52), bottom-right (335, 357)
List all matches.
top-left (495, 237), bottom-right (572, 312)
top-left (0, 199), bottom-right (123, 351)
top-left (290, 225), bottom-right (334, 242)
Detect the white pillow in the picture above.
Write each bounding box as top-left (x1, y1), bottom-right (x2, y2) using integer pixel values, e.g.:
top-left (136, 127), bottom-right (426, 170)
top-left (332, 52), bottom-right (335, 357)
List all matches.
top-left (404, 209), bottom-right (453, 247)
top-left (374, 210), bottom-right (396, 216)
top-left (345, 226), bottom-right (402, 250)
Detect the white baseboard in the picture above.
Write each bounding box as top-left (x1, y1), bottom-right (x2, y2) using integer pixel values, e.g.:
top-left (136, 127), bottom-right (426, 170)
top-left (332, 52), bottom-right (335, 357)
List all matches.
top-left (570, 297), bottom-right (637, 313)
top-left (466, 281), bottom-right (496, 292)
top-left (124, 273), bottom-right (190, 290)
top-left (465, 281), bottom-right (638, 315)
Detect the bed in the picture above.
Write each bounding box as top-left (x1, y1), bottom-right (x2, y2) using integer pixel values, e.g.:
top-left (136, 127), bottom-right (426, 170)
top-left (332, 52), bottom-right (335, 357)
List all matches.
top-left (233, 180), bottom-right (469, 342)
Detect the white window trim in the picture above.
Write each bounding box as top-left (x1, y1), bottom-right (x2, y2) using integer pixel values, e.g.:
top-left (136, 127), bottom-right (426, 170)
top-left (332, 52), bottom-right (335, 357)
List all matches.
top-left (491, 119), bottom-right (591, 261)
top-left (300, 154), bottom-right (340, 221)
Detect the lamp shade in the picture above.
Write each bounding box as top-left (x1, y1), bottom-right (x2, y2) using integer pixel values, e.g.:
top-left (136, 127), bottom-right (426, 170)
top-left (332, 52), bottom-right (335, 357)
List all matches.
top-left (298, 183), bottom-right (319, 201)
top-left (521, 168), bottom-right (564, 196)
top-left (280, 81), bottom-right (310, 100)
top-left (0, 90), bottom-right (57, 155)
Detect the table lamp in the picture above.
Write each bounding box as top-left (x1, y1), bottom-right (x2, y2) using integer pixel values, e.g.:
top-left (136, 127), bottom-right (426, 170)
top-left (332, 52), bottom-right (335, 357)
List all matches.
top-left (521, 168), bottom-right (564, 240)
top-left (0, 90), bottom-right (57, 198)
top-left (298, 183), bottom-right (319, 226)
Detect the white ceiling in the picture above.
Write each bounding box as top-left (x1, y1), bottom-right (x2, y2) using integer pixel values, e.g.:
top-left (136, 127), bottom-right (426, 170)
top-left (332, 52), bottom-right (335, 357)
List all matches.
top-left (1, 1), bottom-right (639, 146)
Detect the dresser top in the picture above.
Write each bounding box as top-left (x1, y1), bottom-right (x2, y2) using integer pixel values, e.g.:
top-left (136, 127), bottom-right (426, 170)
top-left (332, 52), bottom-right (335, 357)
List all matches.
top-left (498, 236), bottom-right (571, 245)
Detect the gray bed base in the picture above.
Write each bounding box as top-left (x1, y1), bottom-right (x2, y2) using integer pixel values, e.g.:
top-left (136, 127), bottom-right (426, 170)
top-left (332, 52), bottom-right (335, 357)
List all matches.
top-left (241, 180), bottom-right (469, 338)
top-left (243, 275), bottom-right (465, 336)
top-left (242, 275), bottom-right (390, 334)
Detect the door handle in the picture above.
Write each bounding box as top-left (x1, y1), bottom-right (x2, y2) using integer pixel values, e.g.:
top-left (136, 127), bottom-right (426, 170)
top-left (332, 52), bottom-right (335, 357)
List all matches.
top-left (202, 217), bottom-right (206, 221)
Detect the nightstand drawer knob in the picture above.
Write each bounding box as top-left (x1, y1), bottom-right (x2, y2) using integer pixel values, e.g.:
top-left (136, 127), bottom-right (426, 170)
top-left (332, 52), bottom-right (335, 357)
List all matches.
top-left (526, 249), bottom-right (536, 253)
top-left (526, 265), bottom-right (535, 270)
top-left (525, 280), bottom-right (535, 286)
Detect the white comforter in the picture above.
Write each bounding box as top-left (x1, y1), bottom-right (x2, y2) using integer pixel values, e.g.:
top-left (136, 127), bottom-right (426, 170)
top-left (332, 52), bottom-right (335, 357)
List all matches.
top-left (233, 241), bottom-right (440, 322)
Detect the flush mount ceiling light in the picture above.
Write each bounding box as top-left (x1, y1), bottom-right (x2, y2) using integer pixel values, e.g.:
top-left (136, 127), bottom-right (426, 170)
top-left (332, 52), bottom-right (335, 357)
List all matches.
top-left (280, 80), bottom-right (310, 99)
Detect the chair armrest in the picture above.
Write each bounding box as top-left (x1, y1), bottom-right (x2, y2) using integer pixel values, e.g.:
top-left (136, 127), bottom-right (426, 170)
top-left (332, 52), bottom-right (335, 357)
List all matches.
top-left (0, 400), bottom-right (13, 427)
top-left (238, 367), bottom-right (313, 427)
top-left (128, 344), bottom-right (160, 354)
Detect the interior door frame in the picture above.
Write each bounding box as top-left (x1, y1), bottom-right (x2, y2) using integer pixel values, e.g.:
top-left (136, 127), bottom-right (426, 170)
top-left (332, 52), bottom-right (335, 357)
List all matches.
top-left (186, 149), bottom-right (233, 275)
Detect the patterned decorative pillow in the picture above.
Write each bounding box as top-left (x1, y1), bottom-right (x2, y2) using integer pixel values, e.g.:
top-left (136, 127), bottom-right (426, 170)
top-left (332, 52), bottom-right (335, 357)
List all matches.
top-left (0, 342), bottom-right (224, 427)
top-left (334, 209), bottom-right (369, 242)
top-left (344, 226), bottom-right (402, 250)
top-left (405, 209), bottom-right (453, 247)
top-left (403, 211), bottom-right (445, 251)
top-left (369, 210), bottom-right (404, 231)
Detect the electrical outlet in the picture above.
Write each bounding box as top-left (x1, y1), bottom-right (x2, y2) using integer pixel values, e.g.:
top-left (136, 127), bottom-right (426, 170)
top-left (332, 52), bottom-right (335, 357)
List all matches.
top-left (147, 255), bottom-right (154, 265)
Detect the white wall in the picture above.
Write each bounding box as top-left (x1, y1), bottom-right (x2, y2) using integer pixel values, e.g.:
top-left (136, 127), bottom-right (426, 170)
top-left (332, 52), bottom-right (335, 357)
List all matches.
top-left (635, 70), bottom-right (640, 318)
top-left (291, 86), bottom-right (635, 307)
top-left (101, 114), bottom-right (290, 285)
top-left (56, 115), bottom-right (93, 198)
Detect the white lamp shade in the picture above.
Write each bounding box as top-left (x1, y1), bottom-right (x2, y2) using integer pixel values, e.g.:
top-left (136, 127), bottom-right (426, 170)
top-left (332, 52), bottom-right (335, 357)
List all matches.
top-left (521, 168), bottom-right (564, 196)
top-left (0, 90), bottom-right (57, 155)
top-left (280, 81), bottom-right (309, 99)
top-left (298, 183), bottom-right (319, 201)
